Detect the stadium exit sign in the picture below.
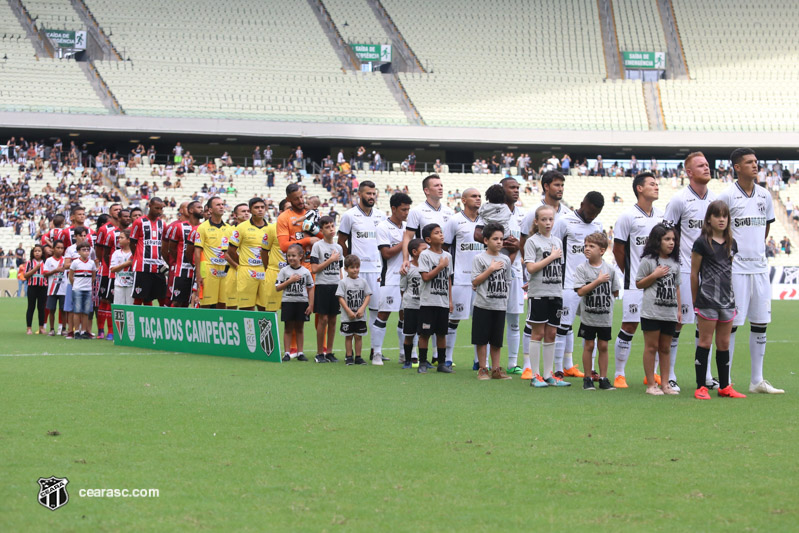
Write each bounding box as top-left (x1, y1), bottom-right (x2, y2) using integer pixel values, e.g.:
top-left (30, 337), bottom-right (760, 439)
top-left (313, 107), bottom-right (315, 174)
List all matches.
top-left (350, 43), bottom-right (392, 63)
top-left (622, 51), bottom-right (665, 69)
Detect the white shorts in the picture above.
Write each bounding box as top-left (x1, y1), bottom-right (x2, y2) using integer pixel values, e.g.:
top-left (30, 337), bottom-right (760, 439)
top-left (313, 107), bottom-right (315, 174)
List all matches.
top-left (451, 285), bottom-right (475, 320)
top-left (732, 272), bottom-right (771, 326)
top-left (377, 284), bottom-right (401, 312)
top-left (506, 270), bottom-right (525, 315)
top-left (679, 271), bottom-right (695, 324)
top-left (559, 289), bottom-right (581, 327)
top-left (622, 289), bottom-right (644, 323)
top-left (360, 272), bottom-right (380, 311)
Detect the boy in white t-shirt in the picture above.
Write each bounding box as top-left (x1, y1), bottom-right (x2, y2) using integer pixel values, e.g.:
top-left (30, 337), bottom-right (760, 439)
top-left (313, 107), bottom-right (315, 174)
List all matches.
top-left (69, 242), bottom-right (97, 339)
top-left (110, 229), bottom-right (134, 307)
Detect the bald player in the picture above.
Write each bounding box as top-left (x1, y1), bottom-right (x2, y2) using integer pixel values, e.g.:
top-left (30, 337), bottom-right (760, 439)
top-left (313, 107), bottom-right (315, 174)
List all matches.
top-left (443, 188), bottom-right (483, 367)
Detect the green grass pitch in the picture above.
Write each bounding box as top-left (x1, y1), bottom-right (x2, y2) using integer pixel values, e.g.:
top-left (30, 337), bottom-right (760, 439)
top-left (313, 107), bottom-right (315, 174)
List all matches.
top-left (2, 298), bottom-right (798, 531)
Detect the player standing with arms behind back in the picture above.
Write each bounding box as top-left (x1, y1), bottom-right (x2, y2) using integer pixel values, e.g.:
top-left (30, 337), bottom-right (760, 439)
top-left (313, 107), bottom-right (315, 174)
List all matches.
top-left (612, 173), bottom-right (664, 388)
top-left (663, 152), bottom-right (717, 392)
top-left (718, 148), bottom-right (783, 394)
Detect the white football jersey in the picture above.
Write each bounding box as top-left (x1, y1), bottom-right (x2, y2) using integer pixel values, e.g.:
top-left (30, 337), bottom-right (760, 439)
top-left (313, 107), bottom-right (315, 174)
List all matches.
top-left (663, 185), bottom-right (716, 271)
top-left (520, 200), bottom-right (567, 237)
top-left (338, 205), bottom-right (386, 273)
top-left (614, 204), bottom-right (664, 290)
top-left (406, 201), bottom-right (454, 238)
top-left (376, 218), bottom-right (405, 286)
top-left (718, 182), bottom-right (774, 274)
top-left (444, 211), bottom-right (484, 286)
top-left (552, 209), bottom-right (603, 289)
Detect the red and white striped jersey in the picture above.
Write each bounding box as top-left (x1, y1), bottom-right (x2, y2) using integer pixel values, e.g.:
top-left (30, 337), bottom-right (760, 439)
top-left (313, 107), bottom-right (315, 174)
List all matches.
top-left (96, 222), bottom-right (121, 277)
top-left (24, 259), bottom-right (47, 287)
top-left (130, 217), bottom-right (164, 273)
top-left (41, 227), bottom-right (63, 246)
top-left (165, 220), bottom-right (196, 278)
top-left (59, 226), bottom-right (94, 249)
top-left (43, 257), bottom-right (67, 296)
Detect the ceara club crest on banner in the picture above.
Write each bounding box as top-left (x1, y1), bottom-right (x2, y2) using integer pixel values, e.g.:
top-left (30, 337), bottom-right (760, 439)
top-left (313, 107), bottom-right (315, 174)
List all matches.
top-left (259, 318), bottom-right (275, 355)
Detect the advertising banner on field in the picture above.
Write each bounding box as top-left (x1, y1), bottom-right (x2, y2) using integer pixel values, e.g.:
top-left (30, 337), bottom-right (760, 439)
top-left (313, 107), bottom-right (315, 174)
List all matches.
top-left (112, 305), bottom-right (282, 362)
top-left (622, 51), bottom-right (665, 69)
top-left (350, 43), bottom-right (391, 62)
top-left (770, 266), bottom-right (799, 300)
top-left (44, 29), bottom-right (87, 50)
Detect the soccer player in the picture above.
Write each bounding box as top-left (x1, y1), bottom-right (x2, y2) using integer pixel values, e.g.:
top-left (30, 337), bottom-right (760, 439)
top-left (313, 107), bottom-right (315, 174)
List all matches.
top-left (162, 202), bottom-right (189, 304)
top-left (371, 192), bottom-right (412, 364)
top-left (263, 198), bottom-right (290, 313)
top-left (546, 191), bottom-right (604, 381)
top-left (224, 203), bottom-right (250, 310)
top-left (95, 203), bottom-right (122, 338)
top-left (718, 148), bottom-right (783, 394)
top-left (130, 197), bottom-right (167, 306)
top-left (227, 198), bottom-right (269, 311)
top-left (194, 196), bottom-right (231, 309)
top-left (612, 172), bottom-right (664, 388)
top-left (474, 177), bottom-right (526, 372)
top-left (165, 201), bottom-right (201, 308)
top-left (59, 206), bottom-right (94, 248)
top-left (401, 174), bottom-right (454, 270)
top-left (443, 188), bottom-right (482, 368)
top-left (277, 183), bottom-right (320, 269)
top-left (41, 214), bottom-right (65, 247)
top-left (663, 152), bottom-right (717, 391)
top-left (337, 181), bottom-right (386, 359)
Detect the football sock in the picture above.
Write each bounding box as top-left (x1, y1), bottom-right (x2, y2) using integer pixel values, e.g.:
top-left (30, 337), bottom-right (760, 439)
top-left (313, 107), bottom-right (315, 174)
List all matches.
top-left (750, 326), bottom-right (767, 385)
top-left (445, 321), bottom-right (458, 363)
top-left (614, 330), bottom-right (633, 377)
top-left (529, 340), bottom-right (541, 376)
top-left (695, 346), bottom-right (710, 389)
top-left (370, 318), bottom-right (387, 354)
top-left (716, 349), bottom-right (731, 389)
top-left (728, 328), bottom-right (736, 368)
top-left (506, 313), bottom-right (520, 368)
top-left (522, 324), bottom-right (532, 369)
top-left (403, 342), bottom-right (413, 362)
top-left (437, 347), bottom-right (447, 365)
top-left (592, 344), bottom-right (597, 372)
top-left (554, 326), bottom-right (567, 372)
top-left (669, 330), bottom-right (680, 382)
top-left (418, 347), bottom-right (428, 364)
top-left (696, 329), bottom-right (713, 382)
top-left (396, 322), bottom-right (405, 359)
top-left (563, 328), bottom-right (575, 369)
top-left (542, 342), bottom-right (555, 379)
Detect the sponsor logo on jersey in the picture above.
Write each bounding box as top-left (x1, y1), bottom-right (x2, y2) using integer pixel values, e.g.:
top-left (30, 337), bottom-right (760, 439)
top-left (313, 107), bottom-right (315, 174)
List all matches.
top-left (687, 219), bottom-right (704, 229)
top-left (733, 216), bottom-right (767, 228)
top-left (355, 231), bottom-right (377, 239)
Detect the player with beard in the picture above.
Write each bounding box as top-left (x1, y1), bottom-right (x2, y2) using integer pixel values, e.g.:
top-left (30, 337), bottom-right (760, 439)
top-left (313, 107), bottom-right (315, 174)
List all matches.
top-left (443, 188), bottom-right (483, 368)
top-left (95, 203), bottom-right (123, 338)
top-left (338, 181), bottom-right (387, 361)
top-left (718, 148), bottom-right (783, 394)
top-left (194, 196), bottom-right (231, 309)
top-left (162, 202), bottom-right (189, 305)
top-left (224, 203), bottom-right (251, 310)
top-left (370, 192), bottom-right (412, 364)
top-left (663, 152), bottom-right (717, 391)
top-left (540, 191), bottom-right (605, 381)
top-left (226, 198), bottom-right (270, 311)
top-left (612, 173), bottom-right (664, 388)
top-left (130, 197), bottom-right (167, 306)
top-left (165, 201), bottom-right (201, 308)
top-left (474, 177), bottom-right (525, 372)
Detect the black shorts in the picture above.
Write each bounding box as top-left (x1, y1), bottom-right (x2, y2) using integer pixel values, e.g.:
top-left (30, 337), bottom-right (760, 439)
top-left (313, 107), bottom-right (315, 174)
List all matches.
top-left (170, 276), bottom-right (193, 306)
top-left (578, 324), bottom-right (612, 342)
top-left (46, 294), bottom-right (65, 311)
top-left (527, 297), bottom-right (562, 327)
top-left (133, 271), bottom-right (167, 303)
top-left (471, 306), bottom-right (505, 347)
top-left (340, 320), bottom-right (367, 336)
top-left (281, 301), bottom-right (310, 322)
top-left (313, 284), bottom-right (340, 315)
top-left (640, 317), bottom-right (677, 336)
top-left (417, 306), bottom-right (449, 337)
top-left (99, 275), bottom-right (114, 301)
top-left (403, 308), bottom-right (419, 335)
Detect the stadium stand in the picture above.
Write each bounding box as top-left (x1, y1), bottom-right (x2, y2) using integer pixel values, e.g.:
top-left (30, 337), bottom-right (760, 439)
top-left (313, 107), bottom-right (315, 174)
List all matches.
top-left (381, 0), bottom-right (649, 130)
top-left (659, 0), bottom-right (799, 132)
top-left (613, 0), bottom-right (667, 53)
top-left (0, 1), bottom-right (107, 115)
top-left (22, 0), bottom-right (84, 32)
top-left (323, 0), bottom-right (389, 45)
top-left (86, 0), bottom-right (407, 124)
